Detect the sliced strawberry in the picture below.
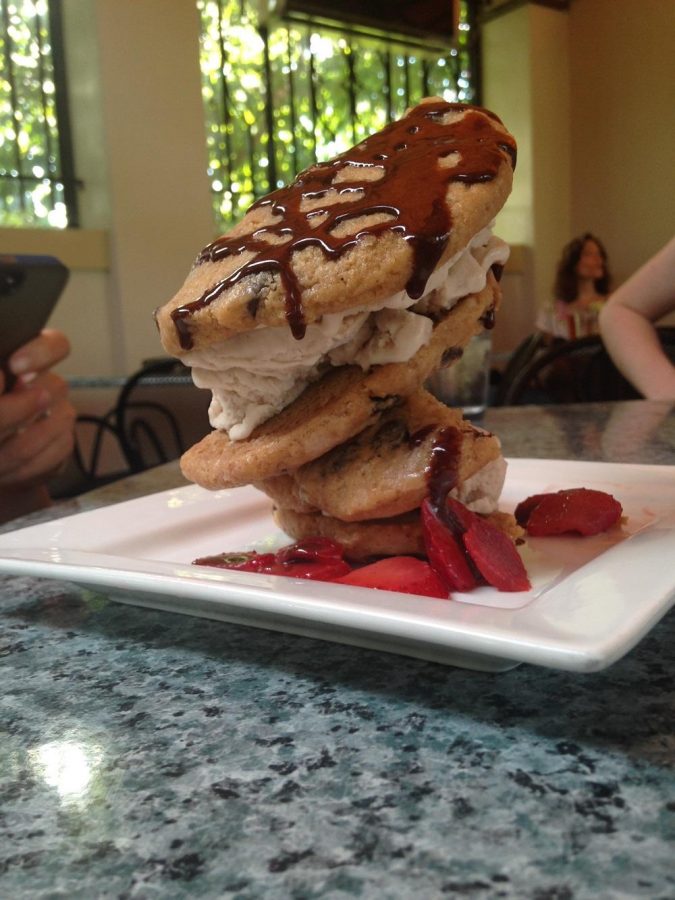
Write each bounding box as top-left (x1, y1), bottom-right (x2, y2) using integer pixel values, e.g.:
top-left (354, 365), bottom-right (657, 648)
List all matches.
top-left (275, 558), bottom-right (352, 580)
top-left (194, 540), bottom-right (351, 581)
top-left (275, 537), bottom-right (345, 564)
top-left (462, 516), bottom-right (531, 592)
top-left (193, 551), bottom-right (277, 572)
top-left (335, 556), bottom-right (449, 598)
top-left (514, 493), bottom-right (550, 527)
top-left (421, 499), bottom-right (478, 591)
top-left (271, 538), bottom-right (351, 579)
top-left (441, 496), bottom-right (477, 533)
top-left (519, 488), bottom-right (622, 537)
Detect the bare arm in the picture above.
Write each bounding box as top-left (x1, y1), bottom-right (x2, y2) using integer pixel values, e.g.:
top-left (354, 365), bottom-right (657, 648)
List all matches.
top-left (599, 237), bottom-right (675, 400)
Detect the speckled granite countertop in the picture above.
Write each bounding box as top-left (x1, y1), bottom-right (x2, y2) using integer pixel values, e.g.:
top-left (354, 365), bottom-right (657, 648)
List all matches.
top-left (1, 402), bottom-right (674, 898)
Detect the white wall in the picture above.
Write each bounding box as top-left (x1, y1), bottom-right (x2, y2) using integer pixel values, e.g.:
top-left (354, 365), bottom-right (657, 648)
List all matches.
top-left (88, 0), bottom-right (214, 372)
top-left (482, 7), bottom-right (535, 249)
top-left (483, 2), bottom-right (571, 342)
top-left (568, 0), bottom-right (675, 288)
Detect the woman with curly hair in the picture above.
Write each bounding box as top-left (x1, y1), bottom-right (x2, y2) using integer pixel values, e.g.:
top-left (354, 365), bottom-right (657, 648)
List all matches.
top-left (538, 233), bottom-right (612, 340)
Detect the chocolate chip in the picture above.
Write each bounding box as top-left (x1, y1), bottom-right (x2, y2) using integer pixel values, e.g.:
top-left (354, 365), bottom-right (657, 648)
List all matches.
top-left (440, 346), bottom-right (464, 367)
top-left (371, 394), bottom-right (402, 412)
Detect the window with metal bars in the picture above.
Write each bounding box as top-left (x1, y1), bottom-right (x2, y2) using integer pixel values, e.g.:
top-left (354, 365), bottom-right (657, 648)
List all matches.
top-left (0, 1), bottom-right (477, 232)
top-left (0, 0), bottom-right (78, 228)
top-left (198, 1), bottom-right (478, 230)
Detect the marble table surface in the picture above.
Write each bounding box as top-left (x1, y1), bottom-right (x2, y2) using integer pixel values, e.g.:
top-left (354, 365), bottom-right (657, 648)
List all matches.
top-left (1, 401), bottom-right (674, 899)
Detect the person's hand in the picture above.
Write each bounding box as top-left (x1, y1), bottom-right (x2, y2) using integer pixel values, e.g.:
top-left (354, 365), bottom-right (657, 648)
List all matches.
top-left (0, 329), bottom-right (76, 495)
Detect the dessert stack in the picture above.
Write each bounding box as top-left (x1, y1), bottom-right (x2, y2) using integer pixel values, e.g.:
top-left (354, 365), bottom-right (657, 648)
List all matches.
top-left (155, 99), bottom-right (519, 558)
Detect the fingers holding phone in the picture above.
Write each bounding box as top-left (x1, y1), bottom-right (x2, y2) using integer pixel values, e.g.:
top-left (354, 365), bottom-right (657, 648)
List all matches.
top-left (0, 256), bottom-right (77, 519)
top-left (4, 328), bottom-right (71, 388)
top-left (0, 369), bottom-right (76, 487)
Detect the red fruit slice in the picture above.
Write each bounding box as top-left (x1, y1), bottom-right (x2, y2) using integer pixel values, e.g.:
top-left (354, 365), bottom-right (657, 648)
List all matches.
top-left (421, 499), bottom-right (478, 592)
top-left (517, 488), bottom-right (622, 537)
top-left (335, 556), bottom-right (448, 598)
top-left (275, 537), bottom-right (345, 564)
top-left (441, 496), bottom-right (477, 533)
top-left (194, 540), bottom-right (352, 581)
top-left (514, 493), bottom-right (549, 527)
top-left (462, 516), bottom-right (531, 592)
top-left (271, 538), bottom-right (351, 579)
top-left (276, 558), bottom-right (352, 580)
top-left (193, 551), bottom-right (276, 572)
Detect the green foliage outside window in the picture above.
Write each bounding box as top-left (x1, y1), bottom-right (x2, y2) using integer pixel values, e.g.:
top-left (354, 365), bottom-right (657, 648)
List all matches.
top-left (0, 0), bottom-right (68, 227)
top-left (198, 1), bottom-right (475, 230)
top-left (0, 1), bottom-right (475, 231)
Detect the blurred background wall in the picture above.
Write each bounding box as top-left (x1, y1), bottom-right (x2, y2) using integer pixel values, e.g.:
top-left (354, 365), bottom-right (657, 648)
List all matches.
top-left (1, 0), bottom-right (673, 377)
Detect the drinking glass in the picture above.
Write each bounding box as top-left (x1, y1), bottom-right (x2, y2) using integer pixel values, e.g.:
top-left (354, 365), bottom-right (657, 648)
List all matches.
top-left (426, 330), bottom-right (492, 417)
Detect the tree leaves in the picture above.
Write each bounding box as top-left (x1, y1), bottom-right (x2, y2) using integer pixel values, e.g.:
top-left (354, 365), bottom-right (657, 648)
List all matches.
top-left (197, 0), bottom-right (475, 229)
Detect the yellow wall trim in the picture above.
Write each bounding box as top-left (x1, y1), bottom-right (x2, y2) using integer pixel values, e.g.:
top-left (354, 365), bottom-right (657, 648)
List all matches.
top-left (0, 227), bottom-right (109, 271)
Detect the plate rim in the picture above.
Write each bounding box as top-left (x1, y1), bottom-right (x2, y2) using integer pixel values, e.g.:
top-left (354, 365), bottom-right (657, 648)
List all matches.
top-left (1, 458), bottom-right (674, 672)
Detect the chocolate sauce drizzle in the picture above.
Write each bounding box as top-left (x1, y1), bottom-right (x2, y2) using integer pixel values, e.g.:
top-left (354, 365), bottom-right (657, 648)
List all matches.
top-left (171, 101), bottom-right (516, 350)
top-left (480, 306), bottom-right (496, 330)
top-left (425, 426), bottom-right (463, 511)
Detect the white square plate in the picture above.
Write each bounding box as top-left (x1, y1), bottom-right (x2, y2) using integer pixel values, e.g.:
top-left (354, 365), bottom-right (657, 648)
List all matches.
top-left (0, 459), bottom-right (673, 672)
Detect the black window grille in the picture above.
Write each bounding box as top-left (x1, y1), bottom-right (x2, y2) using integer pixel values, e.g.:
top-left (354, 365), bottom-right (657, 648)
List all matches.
top-left (198, 1), bottom-right (479, 230)
top-left (0, 0), bottom-right (79, 227)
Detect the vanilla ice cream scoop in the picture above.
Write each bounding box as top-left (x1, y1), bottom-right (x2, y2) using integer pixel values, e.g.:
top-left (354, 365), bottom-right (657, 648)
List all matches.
top-left (184, 229), bottom-right (509, 439)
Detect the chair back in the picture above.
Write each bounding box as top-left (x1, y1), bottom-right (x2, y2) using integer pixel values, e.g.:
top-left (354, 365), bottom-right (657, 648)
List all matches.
top-left (497, 327), bottom-right (675, 405)
top-left (51, 360), bottom-right (211, 499)
top-left (113, 358), bottom-right (210, 473)
top-left (493, 332), bottom-right (547, 406)
top-left (49, 408), bottom-right (132, 499)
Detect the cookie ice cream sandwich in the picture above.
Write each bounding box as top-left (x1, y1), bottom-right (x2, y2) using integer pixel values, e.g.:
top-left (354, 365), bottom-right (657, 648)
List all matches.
top-left (257, 390), bottom-right (506, 522)
top-left (257, 388), bottom-right (518, 560)
top-left (155, 98), bottom-right (517, 546)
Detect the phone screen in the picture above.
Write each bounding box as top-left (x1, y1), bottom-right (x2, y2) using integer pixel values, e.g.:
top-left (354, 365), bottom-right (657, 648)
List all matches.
top-left (0, 254), bottom-right (69, 388)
